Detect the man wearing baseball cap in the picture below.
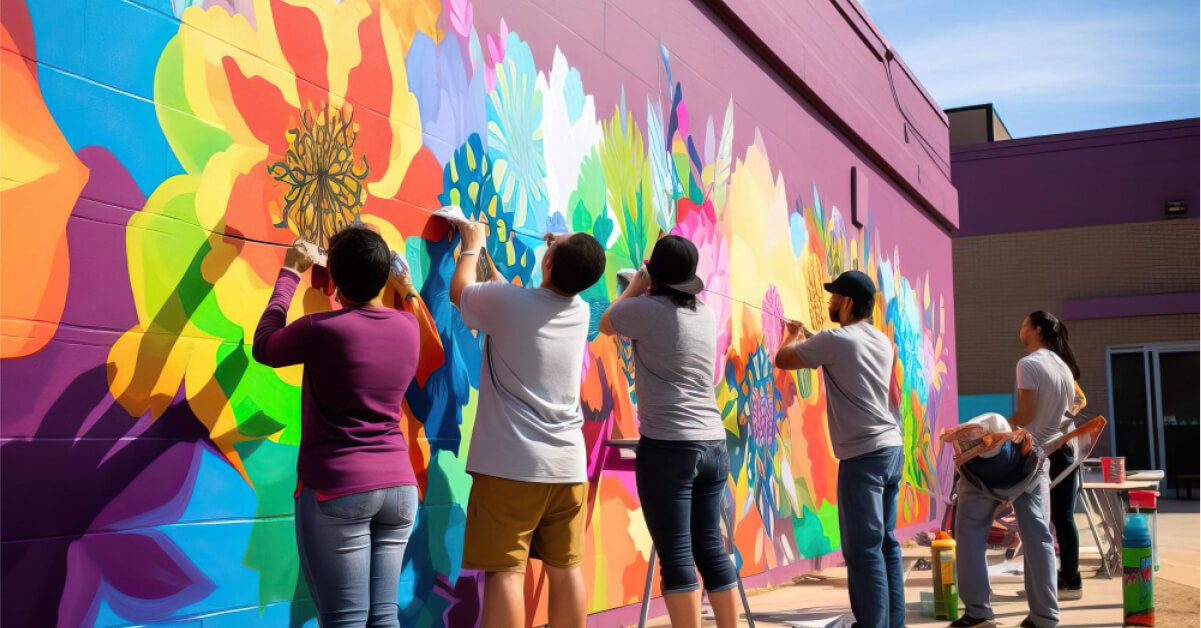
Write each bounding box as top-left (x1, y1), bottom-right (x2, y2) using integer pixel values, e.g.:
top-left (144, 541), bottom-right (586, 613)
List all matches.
top-left (775, 270), bottom-right (904, 628)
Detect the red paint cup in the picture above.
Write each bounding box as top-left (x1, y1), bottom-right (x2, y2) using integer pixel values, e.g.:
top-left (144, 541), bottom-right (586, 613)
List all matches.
top-left (1102, 456), bottom-right (1126, 484)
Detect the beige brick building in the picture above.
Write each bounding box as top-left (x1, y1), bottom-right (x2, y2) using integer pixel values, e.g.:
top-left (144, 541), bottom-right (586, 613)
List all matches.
top-left (950, 116), bottom-right (1199, 492)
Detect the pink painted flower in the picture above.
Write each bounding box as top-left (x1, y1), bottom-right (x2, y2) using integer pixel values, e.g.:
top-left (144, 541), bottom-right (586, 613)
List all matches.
top-left (762, 285), bottom-right (785, 354)
top-left (672, 198), bottom-right (730, 383)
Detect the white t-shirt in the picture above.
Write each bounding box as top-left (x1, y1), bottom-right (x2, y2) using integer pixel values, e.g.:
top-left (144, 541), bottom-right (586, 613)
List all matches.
top-left (459, 282), bottom-right (589, 483)
top-left (792, 321), bottom-right (901, 460)
top-left (1015, 348), bottom-right (1075, 448)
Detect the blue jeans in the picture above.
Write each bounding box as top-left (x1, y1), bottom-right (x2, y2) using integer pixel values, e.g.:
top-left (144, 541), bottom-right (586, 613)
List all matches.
top-left (296, 486), bottom-right (419, 627)
top-left (635, 437), bottom-right (738, 594)
top-left (838, 446), bottom-right (905, 628)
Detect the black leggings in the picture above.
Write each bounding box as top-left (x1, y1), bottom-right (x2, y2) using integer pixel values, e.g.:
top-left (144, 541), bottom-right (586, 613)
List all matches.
top-left (1048, 448), bottom-right (1081, 586)
top-left (635, 437), bottom-right (738, 594)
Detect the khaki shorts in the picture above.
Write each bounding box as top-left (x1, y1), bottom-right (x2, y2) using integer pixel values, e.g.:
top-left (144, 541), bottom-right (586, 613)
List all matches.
top-left (462, 474), bottom-right (586, 573)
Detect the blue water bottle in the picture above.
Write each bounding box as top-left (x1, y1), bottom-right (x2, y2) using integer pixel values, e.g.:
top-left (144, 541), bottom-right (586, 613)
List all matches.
top-left (1123, 513), bottom-right (1155, 626)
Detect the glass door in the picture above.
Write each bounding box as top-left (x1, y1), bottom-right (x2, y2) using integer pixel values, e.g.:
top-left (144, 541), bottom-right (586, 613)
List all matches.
top-left (1108, 344), bottom-right (1201, 491)
top-left (1108, 350), bottom-right (1155, 470)
top-left (1156, 350), bottom-right (1199, 493)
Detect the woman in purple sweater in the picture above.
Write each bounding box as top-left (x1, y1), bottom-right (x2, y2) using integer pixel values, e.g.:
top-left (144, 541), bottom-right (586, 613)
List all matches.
top-left (253, 227), bottom-right (421, 627)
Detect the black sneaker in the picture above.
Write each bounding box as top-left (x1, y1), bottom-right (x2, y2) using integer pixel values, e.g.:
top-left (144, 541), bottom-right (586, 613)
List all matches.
top-left (949, 616), bottom-right (996, 628)
top-left (1020, 618), bottom-right (1037, 628)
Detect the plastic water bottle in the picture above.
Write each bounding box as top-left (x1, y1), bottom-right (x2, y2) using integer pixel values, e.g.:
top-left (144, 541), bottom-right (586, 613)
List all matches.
top-left (1123, 513), bottom-right (1155, 626)
top-left (931, 531), bottom-right (959, 621)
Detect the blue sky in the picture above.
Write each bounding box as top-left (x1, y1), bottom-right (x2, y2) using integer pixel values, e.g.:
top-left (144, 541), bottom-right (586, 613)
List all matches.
top-left (863, 0), bottom-right (1200, 137)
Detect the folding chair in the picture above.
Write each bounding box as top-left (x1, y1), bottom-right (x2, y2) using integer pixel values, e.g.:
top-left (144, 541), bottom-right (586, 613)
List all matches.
top-left (1046, 416), bottom-right (1107, 489)
top-left (1045, 417), bottom-right (1113, 577)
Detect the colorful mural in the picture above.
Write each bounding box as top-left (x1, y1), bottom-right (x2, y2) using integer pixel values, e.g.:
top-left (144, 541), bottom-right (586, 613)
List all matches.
top-left (0, 0), bottom-right (953, 625)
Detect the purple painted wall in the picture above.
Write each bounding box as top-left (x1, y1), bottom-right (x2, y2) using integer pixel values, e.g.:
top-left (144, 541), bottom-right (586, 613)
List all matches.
top-left (952, 118), bottom-right (1200, 237)
top-left (1063, 293), bottom-right (1200, 321)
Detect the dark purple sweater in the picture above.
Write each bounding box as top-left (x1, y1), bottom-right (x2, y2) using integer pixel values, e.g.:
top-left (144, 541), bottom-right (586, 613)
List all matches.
top-left (253, 270), bottom-right (419, 498)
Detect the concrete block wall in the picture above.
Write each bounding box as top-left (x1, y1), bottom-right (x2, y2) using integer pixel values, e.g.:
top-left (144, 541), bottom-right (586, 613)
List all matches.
top-left (0, 0), bottom-right (957, 625)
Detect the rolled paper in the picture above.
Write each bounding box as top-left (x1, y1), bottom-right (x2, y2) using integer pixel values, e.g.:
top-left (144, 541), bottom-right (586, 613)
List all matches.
top-left (433, 204), bottom-right (470, 226)
top-left (300, 239), bottom-right (328, 267)
top-left (616, 268), bottom-right (636, 292)
top-left (389, 251), bottom-right (410, 277)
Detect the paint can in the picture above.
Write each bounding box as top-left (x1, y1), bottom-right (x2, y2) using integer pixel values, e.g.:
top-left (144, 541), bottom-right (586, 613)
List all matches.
top-left (1102, 456), bottom-right (1126, 484)
top-left (931, 531), bottom-right (959, 621)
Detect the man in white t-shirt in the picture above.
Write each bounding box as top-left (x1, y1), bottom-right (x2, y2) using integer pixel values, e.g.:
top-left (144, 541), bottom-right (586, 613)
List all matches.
top-left (774, 270), bottom-right (905, 628)
top-left (450, 222), bottom-right (605, 628)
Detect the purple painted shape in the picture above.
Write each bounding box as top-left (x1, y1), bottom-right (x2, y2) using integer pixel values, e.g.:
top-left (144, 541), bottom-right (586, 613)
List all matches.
top-left (1, 147), bottom-right (142, 438)
top-left (952, 119), bottom-right (1200, 237)
top-left (1, 382), bottom-right (211, 627)
top-left (77, 145), bottom-right (146, 211)
top-left (1, 145), bottom-right (215, 627)
top-left (91, 441), bottom-right (205, 532)
top-left (1062, 292), bottom-right (1200, 321)
top-left (60, 529), bottom-right (215, 627)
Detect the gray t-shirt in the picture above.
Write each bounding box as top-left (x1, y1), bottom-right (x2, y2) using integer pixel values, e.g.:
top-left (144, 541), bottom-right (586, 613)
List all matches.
top-left (459, 282), bottom-right (589, 483)
top-left (1016, 348), bottom-right (1075, 448)
top-left (793, 322), bottom-right (901, 460)
top-left (608, 296), bottom-right (725, 441)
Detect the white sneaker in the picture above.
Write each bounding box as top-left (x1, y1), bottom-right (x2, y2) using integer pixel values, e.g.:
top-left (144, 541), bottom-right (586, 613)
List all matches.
top-left (1058, 585), bottom-right (1083, 601)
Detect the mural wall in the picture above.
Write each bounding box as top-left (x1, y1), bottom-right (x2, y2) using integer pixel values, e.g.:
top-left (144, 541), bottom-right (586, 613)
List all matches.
top-left (0, 0), bottom-right (957, 625)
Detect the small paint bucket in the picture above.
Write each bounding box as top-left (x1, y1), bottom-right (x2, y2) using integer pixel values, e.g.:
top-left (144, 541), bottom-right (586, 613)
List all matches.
top-left (1102, 456), bottom-right (1126, 484)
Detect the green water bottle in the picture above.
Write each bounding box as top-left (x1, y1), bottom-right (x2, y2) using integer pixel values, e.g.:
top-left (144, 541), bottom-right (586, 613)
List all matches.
top-left (1123, 513), bottom-right (1155, 626)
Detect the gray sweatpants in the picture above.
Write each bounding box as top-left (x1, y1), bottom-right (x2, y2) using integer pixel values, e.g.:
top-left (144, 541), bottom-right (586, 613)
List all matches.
top-left (955, 470), bottom-right (1059, 627)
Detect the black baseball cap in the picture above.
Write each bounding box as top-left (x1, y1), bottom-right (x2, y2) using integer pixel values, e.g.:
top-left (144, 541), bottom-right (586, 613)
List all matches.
top-left (646, 235), bottom-right (704, 295)
top-left (824, 270), bottom-right (876, 305)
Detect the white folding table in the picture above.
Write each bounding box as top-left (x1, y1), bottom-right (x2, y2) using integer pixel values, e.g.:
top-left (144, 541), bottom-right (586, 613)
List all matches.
top-left (1079, 475), bottom-right (1162, 577)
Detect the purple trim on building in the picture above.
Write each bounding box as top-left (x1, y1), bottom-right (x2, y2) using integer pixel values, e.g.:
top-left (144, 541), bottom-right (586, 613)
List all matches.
top-left (951, 119), bottom-right (1200, 237)
top-left (1062, 292), bottom-right (1200, 321)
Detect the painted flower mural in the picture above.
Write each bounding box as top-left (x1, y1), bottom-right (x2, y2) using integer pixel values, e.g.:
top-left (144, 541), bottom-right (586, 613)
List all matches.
top-left (1, 0), bottom-right (954, 625)
top-left (267, 104), bottom-right (371, 248)
top-left (0, 13), bottom-right (89, 359)
top-left (107, 0), bottom-right (441, 474)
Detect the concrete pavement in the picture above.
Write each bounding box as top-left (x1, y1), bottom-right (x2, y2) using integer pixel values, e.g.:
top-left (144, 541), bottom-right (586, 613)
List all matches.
top-left (639, 500), bottom-right (1198, 627)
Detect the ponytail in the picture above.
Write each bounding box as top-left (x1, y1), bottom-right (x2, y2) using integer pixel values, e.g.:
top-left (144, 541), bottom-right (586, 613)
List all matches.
top-left (1029, 310), bottom-right (1080, 380)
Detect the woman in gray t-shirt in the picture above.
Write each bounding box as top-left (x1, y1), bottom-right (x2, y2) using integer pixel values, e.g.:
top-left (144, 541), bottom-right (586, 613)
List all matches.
top-left (599, 235), bottom-right (738, 628)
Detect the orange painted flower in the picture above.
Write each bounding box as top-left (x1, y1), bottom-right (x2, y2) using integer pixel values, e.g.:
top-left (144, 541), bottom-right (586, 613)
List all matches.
top-left (0, 18), bottom-right (89, 358)
top-left (108, 0), bottom-right (445, 474)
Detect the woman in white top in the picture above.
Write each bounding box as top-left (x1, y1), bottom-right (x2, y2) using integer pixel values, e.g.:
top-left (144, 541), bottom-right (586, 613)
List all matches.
top-left (953, 311), bottom-right (1076, 628)
top-left (1020, 311), bottom-right (1088, 600)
